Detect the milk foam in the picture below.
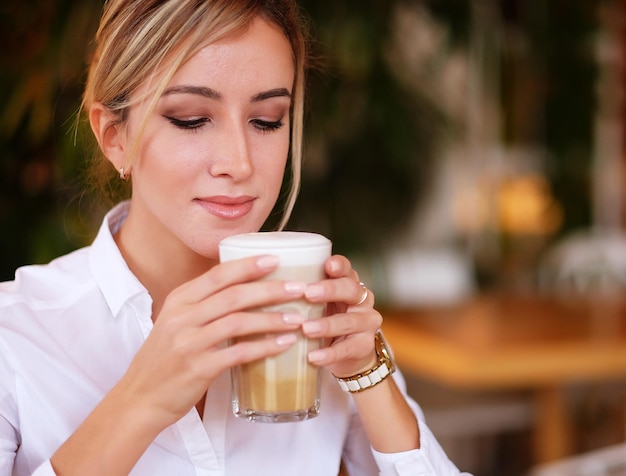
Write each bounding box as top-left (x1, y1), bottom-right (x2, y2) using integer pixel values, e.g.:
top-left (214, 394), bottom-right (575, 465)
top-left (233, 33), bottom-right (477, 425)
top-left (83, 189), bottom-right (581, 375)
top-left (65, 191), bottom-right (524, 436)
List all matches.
top-left (219, 232), bottom-right (331, 266)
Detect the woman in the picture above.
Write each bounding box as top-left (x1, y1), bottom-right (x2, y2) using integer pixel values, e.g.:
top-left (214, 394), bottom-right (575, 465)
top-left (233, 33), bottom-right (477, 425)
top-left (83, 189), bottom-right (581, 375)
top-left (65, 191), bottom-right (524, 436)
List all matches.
top-left (0, 1), bottom-right (469, 475)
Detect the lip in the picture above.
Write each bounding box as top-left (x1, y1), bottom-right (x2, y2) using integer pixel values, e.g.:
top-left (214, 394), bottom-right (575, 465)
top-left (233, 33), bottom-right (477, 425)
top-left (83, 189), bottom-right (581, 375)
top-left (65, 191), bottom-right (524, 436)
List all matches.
top-left (194, 195), bottom-right (256, 220)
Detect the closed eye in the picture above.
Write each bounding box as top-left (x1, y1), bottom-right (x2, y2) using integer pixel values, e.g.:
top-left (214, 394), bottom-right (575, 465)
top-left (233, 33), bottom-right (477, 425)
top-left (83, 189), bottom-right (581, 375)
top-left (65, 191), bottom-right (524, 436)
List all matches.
top-left (163, 115), bottom-right (209, 130)
top-left (251, 118), bottom-right (284, 133)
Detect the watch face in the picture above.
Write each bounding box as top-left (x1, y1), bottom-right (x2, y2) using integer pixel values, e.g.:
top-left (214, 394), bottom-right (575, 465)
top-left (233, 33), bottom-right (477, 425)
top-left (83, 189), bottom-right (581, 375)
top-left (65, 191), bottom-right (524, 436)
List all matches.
top-left (375, 332), bottom-right (395, 373)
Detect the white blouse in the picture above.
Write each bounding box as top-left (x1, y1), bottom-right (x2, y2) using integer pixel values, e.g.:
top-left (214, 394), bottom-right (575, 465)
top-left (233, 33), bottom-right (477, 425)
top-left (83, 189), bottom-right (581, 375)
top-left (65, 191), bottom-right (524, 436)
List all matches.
top-left (0, 202), bottom-right (468, 476)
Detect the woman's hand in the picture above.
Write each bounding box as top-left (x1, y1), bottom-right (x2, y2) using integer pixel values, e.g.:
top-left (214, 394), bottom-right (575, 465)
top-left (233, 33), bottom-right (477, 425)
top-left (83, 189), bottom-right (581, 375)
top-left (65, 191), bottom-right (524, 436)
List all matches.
top-left (52, 254), bottom-right (311, 476)
top-left (299, 255), bottom-right (421, 454)
top-left (116, 255), bottom-right (309, 428)
top-left (301, 255), bottom-right (382, 378)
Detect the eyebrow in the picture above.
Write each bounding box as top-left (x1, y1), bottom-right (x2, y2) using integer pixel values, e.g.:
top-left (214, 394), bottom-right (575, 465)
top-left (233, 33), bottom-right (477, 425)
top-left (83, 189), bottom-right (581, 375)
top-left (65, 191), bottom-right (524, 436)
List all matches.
top-left (251, 88), bottom-right (291, 102)
top-left (162, 85), bottom-right (221, 99)
top-left (161, 85), bottom-right (291, 102)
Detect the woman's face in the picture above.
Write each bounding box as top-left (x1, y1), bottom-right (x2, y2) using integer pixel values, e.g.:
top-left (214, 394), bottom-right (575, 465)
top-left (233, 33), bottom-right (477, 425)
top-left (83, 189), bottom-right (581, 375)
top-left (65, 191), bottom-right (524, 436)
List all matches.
top-left (119, 17), bottom-right (294, 259)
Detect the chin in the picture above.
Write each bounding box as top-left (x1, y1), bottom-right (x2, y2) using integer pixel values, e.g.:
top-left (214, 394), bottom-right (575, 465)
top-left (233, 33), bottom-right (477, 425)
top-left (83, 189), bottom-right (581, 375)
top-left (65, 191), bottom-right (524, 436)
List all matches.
top-left (189, 227), bottom-right (256, 259)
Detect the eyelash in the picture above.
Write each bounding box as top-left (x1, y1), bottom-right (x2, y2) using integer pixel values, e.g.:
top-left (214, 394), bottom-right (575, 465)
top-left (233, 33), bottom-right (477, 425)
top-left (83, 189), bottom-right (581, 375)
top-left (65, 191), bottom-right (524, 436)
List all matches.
top-left (163, 116), bottom-right (284, 133)
top-left (252, 119), bottom-right (284, 133)
top-left (164, 116), bottom-right (207, 131)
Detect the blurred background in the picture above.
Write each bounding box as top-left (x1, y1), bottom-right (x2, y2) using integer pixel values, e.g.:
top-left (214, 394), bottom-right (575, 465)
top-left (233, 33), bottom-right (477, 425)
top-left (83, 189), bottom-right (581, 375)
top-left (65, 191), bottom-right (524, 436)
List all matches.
top-left (1, 0), bottom-right (625, 474)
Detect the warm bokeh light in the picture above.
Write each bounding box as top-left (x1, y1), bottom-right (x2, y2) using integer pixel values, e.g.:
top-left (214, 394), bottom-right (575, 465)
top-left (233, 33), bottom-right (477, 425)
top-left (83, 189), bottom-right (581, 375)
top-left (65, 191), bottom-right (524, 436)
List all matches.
top-left (497, 175), bottom-right (563, 235)
top-left (453, 173), bottom-right (562, 237)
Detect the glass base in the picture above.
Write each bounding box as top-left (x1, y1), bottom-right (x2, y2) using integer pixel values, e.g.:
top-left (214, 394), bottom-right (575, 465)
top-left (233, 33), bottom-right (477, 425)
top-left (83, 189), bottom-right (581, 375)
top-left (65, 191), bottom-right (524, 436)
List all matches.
top-left (233, 403), bottom-right (320, 423)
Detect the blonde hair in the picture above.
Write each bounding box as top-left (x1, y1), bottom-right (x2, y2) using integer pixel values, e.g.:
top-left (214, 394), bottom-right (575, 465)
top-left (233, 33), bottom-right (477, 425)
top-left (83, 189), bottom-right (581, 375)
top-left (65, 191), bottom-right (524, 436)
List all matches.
top-left (83, 0), bottom-right (308, 229)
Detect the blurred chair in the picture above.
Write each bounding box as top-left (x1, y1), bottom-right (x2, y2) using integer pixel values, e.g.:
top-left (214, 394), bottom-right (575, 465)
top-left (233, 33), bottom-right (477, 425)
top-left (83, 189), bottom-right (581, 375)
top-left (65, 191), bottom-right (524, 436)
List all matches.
top-left (538, 229), bottom-right (626, 295)
top-left (405, 376), bottom-right (533, 475)
top-left (529, 442), bottom-right (626, 476)
top-left (534, 229), bottom-right (626, 475)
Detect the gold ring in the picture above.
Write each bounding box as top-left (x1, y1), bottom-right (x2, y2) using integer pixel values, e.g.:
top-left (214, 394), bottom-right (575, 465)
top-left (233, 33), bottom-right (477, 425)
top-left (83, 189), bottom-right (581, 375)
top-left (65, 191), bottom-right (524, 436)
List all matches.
top-left (355, 281), bottom-right (368, 305)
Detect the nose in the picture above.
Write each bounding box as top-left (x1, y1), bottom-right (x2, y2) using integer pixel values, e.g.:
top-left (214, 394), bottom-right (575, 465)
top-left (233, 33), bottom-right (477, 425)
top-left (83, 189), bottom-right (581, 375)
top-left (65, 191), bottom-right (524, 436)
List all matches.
top-left (208, 120), bottom-right (254, 181)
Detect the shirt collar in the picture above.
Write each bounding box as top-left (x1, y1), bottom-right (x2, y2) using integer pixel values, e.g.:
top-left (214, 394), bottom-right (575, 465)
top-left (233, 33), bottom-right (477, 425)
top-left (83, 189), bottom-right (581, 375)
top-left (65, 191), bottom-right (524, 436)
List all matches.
top-left (88, 201), bottom-right (151, 318)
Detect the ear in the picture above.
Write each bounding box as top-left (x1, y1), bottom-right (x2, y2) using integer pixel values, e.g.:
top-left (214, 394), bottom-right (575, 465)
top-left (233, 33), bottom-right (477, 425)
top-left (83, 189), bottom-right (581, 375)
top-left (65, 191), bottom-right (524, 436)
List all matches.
top-left (89, 102), bottom-right (127, 169)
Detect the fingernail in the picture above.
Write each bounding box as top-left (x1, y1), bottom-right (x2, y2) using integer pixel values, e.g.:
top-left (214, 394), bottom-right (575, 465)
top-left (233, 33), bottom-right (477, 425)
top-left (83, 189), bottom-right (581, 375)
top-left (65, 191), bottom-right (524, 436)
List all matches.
top-left (257, 255), bottom-right (279, 270)
top-left (284, 281), bottom-right (307, 294)
top-left (305, 284), bottom-right (324, 299)
top-left (276, 334), bottom-right (297, 346)
top-left (302, 320), bottom-right (321, 335)
top-left (308, 349), bottom-right (325, 363)
top-left (282, 313), bottom-right (305, 324)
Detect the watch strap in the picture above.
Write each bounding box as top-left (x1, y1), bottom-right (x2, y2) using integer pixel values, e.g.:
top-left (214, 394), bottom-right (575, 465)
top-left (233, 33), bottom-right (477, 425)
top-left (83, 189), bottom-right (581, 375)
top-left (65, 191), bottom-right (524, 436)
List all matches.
top-left (335, 331), bottom-right (395, 393)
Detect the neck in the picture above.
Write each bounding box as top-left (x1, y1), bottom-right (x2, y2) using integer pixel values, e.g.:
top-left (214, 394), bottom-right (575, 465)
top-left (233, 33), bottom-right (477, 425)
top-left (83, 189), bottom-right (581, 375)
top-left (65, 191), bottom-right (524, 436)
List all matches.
top-left (113, 211), bottom-right (217, 319)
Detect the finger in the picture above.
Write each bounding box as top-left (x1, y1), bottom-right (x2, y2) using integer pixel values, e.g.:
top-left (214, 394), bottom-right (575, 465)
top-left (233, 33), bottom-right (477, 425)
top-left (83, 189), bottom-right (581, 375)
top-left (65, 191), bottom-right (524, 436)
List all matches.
top-left (307, 333), bottom-right (376, 368)
top-left (325, 255), bottom-right (358, 280)
top-left (172, 255), bottom-right (280, 304)
top-left (177, 310), bottom-right (307, 354)
top-left (190, 279), bottom-right (308, 327)
top-left (203, 331), bottom-right (298, 373)
top-left (301, 309), bottom-right (382, 339)
top-left (305, 277), bottom-right (373, 307)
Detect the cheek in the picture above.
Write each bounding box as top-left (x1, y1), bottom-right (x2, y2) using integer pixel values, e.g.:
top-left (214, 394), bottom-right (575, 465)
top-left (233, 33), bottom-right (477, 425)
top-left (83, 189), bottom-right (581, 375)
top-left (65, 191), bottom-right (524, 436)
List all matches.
top-left (262, 138), bottom-right (290, 190)
top-left (137, 131), bottom-right (201, 183)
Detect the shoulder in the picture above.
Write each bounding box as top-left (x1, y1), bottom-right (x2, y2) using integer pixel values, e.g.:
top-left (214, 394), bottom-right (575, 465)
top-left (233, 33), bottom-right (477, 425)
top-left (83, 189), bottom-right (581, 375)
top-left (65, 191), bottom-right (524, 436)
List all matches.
top-left (0, 246), bottom-right (94, 318)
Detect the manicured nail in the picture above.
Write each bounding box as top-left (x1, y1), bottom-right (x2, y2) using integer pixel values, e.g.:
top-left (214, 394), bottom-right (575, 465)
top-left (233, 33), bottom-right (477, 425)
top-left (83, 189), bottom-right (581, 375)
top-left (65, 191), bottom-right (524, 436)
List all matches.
top-left (308, 349), bottom-right (326, 363)
top-left (302, 320), bottom-right (322, 335)
top-left (276, 334), bottom-right (297, 346)
top-left (305, 284), bottom-right (324, 299)
top-left (284, 281), bottom-right (307, 294)
top-left (257, 255), bottom-right (279, 270)
top-left (282, 313), bottom-right (306, 324)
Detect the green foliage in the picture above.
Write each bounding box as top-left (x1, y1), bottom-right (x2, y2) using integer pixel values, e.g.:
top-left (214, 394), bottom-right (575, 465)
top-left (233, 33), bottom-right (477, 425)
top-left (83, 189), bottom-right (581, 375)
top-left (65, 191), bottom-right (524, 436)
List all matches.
top-left (286, 0), bottom-right (450, 254)
top-left (0, 0), bottom-right (600, 283)
top-left (542, 0), bottom-right (599, 233)
top-left (0, 0), bottom-right (103, 280)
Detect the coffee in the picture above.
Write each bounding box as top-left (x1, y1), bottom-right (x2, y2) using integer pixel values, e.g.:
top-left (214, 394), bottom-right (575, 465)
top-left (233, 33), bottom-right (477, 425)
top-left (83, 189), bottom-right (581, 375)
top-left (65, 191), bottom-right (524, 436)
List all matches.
top-left (234, 332), bottom-right (320, 412)
top-left (219, 232), bottom-right (332, 423)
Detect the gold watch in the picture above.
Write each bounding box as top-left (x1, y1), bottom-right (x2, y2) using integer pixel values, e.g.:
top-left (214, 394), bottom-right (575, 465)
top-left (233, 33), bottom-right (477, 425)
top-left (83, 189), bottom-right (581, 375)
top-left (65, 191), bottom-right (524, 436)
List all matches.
top-left (335, 331), bottom-right (396, 393)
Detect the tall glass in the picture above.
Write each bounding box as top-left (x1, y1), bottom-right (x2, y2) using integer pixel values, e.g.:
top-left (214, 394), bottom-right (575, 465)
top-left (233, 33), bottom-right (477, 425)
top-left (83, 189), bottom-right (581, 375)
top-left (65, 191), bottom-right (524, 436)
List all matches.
top-left (219, 231), bottom-right (332, 423)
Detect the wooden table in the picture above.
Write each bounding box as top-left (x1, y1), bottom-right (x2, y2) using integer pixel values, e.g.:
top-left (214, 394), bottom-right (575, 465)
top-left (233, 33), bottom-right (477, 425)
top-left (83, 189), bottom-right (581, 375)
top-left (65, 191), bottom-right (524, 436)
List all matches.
top-left (380, 293), bottom-right (626, 464)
